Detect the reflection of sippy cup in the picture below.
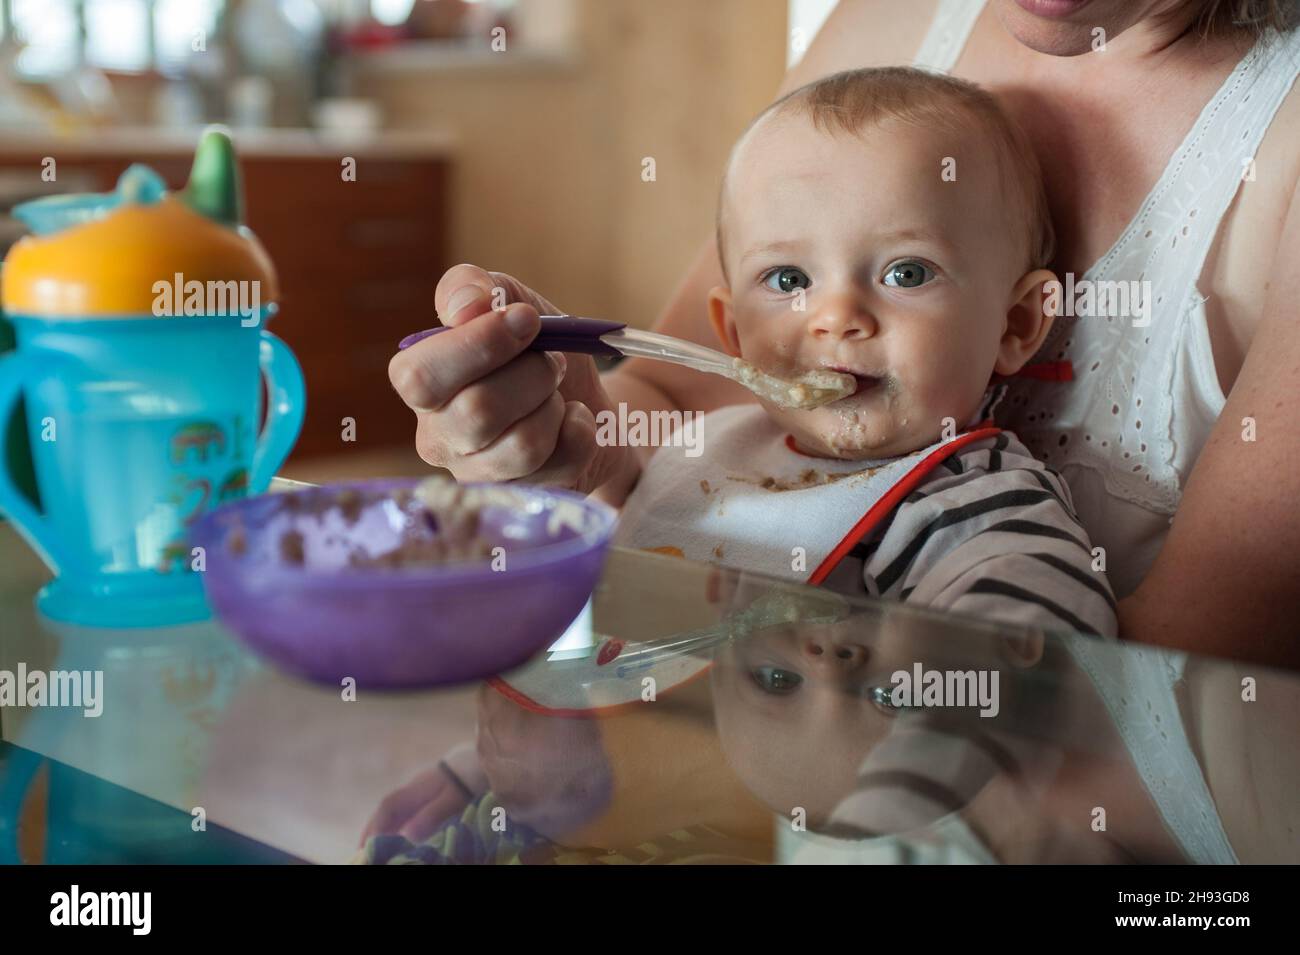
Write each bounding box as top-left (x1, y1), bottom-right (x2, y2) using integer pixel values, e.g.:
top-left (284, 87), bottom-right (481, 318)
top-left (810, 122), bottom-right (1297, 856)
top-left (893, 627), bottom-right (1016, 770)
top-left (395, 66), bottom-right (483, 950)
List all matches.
top-left (0, 128), bottom-right (305, 627)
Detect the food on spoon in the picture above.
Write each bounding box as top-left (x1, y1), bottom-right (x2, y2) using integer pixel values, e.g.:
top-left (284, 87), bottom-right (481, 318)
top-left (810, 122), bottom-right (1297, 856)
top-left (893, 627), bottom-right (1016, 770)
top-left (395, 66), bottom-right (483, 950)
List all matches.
top-left (731, 358), bottom-right (855, 410)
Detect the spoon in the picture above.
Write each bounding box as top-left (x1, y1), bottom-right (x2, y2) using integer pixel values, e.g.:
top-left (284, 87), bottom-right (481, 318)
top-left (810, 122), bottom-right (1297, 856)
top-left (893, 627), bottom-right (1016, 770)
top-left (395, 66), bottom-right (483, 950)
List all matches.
top-left (398, 316), bottom-right (856, 411)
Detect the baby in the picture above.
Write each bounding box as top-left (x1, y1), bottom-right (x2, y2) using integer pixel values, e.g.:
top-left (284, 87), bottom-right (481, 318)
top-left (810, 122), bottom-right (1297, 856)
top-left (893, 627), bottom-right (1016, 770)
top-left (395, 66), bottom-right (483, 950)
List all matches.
top-left (617, 66), bottom-right (1115, 639)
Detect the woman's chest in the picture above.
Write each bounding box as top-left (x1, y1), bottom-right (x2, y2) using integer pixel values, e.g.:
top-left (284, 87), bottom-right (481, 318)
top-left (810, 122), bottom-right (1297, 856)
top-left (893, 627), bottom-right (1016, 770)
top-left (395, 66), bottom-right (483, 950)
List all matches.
top-left (955, 24), bottom-right (1298, 397)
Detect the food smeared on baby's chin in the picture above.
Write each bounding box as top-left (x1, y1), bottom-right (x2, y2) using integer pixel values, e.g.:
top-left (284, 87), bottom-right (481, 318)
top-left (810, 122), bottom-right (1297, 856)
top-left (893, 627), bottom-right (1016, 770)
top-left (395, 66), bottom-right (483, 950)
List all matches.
top-left (772, 376), bottom-right (918, 460)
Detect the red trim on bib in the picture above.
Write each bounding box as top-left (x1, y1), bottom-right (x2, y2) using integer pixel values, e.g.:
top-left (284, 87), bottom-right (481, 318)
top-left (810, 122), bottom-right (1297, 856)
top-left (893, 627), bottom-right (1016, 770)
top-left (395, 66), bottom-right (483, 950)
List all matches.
top-left (808, 426), bottom-right (1002, 585)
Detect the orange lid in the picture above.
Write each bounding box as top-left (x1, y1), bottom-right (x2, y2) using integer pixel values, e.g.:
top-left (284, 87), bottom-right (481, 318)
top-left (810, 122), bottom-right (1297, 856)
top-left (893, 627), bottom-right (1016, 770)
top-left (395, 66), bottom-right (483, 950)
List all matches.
top-left (1, 128), bottom-right (278, 318)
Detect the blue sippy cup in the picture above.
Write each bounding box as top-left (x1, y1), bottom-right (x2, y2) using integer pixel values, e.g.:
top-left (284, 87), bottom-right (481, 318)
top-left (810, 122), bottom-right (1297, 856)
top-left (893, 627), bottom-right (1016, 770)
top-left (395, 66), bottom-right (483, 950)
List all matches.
top-left (0, 129), bottom-right (305, 627)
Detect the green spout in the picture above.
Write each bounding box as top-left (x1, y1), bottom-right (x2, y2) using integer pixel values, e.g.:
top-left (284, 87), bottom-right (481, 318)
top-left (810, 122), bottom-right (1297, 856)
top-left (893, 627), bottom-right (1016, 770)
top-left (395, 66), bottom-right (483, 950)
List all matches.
top-left (182, 126), bottom-right (243, 226)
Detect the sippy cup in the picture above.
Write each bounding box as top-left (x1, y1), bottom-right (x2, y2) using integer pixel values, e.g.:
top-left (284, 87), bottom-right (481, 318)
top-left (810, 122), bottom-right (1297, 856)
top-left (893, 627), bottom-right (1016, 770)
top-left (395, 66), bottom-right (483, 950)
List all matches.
top-left (0, 128), bottom-right (305, 627)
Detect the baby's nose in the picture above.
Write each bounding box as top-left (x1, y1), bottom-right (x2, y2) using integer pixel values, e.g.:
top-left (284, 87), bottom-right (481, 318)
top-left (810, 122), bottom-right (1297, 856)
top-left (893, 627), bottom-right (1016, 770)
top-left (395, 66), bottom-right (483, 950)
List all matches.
top-left (810, 301), bottom-right (876, 340)
top-left (801, 636), bottom-right (869, 668)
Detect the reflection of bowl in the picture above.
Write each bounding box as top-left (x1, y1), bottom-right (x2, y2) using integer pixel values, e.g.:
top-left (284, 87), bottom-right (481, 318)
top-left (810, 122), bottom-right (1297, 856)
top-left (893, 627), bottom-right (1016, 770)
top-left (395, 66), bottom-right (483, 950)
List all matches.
top-left (190, 479), bottom-right (617, 688)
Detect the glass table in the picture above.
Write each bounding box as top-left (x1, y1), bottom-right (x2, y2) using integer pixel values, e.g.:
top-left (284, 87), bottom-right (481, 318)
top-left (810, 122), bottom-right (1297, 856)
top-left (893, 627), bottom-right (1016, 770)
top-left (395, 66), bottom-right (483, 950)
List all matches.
top-left (1, 487), bottom-right (1297, 865)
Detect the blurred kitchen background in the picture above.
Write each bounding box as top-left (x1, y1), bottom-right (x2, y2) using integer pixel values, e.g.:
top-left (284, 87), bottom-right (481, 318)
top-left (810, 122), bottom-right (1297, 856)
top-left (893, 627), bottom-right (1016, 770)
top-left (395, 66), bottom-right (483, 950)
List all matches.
top-left (0, 0), bottom-right (830, 482)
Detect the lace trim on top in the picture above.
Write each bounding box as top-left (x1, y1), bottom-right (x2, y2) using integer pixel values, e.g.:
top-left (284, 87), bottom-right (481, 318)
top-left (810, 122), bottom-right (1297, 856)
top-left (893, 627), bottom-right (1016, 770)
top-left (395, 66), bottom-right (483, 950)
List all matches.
top-left (1064, 638), bottom-right (1239, 864)
top-left (1002, 27), bottom-right (1300, 513)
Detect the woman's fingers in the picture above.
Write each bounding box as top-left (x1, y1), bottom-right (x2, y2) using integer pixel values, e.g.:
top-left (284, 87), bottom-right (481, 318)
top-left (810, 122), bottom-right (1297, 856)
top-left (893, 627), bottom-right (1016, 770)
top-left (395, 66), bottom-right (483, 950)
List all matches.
top-left (396, 264), bottom-right (621, 491)
top-left (433, 263), bottom-right (563, 329)
top-left (389, 301), bottom-right (541, 414)
top-left (409, 354), bottom-right (600, 480)
top-left (457, 391), bottom-right (570, 481)
top-left (435, 264), bottom-right (495, 325)
top-left (527, 401), bottom-right (601, 487)
top-left (359, 765), bottom-right (453, 847)
top-left (442, 350), bottom-right (568, 454)
top-left (397, 787), bottom-right (473, 844)
top-left (435, 263), bottom-right (561, 325)
top-left (449, 398), bottom-right (600, 485)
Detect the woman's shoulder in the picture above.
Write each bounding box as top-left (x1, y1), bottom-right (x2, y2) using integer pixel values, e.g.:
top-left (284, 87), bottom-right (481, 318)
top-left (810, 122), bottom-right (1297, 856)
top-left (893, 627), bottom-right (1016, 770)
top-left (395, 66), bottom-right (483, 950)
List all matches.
top-left (1245, 39), bottom-right (1300, 193)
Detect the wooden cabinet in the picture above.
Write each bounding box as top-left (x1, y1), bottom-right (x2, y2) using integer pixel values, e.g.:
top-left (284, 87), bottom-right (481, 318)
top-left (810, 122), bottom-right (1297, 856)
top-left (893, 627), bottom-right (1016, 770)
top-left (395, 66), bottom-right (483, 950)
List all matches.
top-left (0, 137), bottom-right (452, 460)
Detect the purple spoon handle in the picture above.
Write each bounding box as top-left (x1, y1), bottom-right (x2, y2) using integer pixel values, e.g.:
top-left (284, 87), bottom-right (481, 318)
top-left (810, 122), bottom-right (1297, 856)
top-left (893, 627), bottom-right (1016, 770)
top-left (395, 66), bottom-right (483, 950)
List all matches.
top-left (398, 315), bottom-right (628, 359)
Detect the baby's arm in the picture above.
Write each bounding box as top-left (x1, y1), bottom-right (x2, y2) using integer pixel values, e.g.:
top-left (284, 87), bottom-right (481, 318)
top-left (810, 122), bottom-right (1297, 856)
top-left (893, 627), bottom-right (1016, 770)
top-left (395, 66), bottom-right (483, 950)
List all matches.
top-left (916, 547), bottom-right (1117, 638)
top-left (864, 433), bottom-right (1117, 638)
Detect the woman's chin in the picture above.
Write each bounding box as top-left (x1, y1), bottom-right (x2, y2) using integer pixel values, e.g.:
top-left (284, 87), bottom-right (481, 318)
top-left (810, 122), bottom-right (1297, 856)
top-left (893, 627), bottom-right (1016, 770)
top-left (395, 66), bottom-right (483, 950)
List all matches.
top-left (993, 0), bottom-right (1116, 56)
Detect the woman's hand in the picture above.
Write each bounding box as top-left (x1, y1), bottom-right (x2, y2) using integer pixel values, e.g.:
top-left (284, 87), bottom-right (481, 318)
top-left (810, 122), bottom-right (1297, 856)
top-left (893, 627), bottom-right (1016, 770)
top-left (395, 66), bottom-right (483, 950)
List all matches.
top-left (388, 264), bottom-right (638, 497)
top-left (358, 742), bottom-right (486, 847)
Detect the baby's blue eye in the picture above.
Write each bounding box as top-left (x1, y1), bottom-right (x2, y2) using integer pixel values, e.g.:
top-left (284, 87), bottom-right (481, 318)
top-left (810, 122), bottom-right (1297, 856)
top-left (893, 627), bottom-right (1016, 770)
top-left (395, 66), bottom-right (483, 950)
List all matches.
top-left (883, 261), bottom-right (933, 288)
top-left (763, 267), bottom-right (811, 293)
top-left (751, 665), bottom-right (804, 694)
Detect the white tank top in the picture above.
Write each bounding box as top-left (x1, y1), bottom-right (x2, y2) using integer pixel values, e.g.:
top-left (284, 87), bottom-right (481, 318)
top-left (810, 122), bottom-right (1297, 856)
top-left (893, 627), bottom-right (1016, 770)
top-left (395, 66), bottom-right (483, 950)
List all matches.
top-left (910, 0), bottom-right (1274, 864)
top-left (917, 0), bottom-right (1300, 597)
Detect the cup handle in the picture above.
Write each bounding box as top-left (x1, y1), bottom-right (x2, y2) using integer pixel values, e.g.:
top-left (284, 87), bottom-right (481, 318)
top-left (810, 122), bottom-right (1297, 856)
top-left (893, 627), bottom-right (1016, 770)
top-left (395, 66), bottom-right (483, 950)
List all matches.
top-left (249, 331), bottom-right (306, 493)
top-left (0, 352), bottom-right (72, 573)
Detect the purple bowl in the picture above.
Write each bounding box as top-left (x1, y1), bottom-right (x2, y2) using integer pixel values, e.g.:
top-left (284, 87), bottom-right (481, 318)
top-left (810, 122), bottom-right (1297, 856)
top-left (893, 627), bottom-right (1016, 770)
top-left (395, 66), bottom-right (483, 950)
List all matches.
top-left (189, 479), bottom-right (617, 688)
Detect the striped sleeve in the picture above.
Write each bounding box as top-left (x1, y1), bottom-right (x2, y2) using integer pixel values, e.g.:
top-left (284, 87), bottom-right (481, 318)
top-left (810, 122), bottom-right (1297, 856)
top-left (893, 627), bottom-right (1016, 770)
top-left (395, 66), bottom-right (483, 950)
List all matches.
top-left (860, 433), bottom-right (1117, 638)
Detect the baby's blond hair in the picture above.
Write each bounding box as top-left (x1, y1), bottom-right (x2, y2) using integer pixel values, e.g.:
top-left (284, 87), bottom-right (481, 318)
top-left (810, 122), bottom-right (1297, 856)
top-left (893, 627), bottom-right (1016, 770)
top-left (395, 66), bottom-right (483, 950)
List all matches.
top-left (717, 66), bottom-right (1055, 280)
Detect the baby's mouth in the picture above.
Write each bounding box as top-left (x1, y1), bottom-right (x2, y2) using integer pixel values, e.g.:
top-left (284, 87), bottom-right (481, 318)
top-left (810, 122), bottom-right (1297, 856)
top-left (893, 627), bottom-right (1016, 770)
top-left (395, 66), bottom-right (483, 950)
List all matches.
top-left (826, 366), bottom-right (886, 398)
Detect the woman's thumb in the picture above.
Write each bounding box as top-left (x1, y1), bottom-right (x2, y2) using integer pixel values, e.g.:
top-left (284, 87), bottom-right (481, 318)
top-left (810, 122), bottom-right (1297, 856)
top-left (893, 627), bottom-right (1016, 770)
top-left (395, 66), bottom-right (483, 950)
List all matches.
top-left (435, 264), bottom-right (559, 326)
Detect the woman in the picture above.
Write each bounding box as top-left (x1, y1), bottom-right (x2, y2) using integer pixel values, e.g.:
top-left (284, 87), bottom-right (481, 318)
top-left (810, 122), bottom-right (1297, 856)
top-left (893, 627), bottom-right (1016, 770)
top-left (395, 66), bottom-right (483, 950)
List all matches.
top-left (388, 0), bottom-right (1300, 669)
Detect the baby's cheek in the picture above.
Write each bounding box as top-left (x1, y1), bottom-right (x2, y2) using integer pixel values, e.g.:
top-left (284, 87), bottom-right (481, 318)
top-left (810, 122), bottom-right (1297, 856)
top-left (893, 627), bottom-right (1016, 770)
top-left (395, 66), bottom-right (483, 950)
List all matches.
top-left (739, 322), bottom-right (802, 370)
top-left (905, 366), bottom-right (974, 432)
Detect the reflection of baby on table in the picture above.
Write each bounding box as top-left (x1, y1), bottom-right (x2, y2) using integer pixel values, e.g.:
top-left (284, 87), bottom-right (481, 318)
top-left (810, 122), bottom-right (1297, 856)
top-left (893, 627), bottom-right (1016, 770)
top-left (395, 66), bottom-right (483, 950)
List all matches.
top-left (707, 574), bottom-right (1265, 863)
top-left (358, 564), bottom-right (1296, 863)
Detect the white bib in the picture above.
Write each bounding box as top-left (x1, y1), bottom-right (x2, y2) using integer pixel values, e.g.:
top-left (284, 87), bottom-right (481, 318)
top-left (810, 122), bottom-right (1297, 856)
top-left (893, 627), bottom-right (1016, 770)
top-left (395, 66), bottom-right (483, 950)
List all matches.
top-left (616, 404), bottom-right (983, 583)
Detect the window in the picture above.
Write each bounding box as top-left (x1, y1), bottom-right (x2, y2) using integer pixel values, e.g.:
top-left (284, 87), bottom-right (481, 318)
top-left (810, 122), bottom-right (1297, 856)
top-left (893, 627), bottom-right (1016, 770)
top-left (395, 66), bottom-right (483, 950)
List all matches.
top-left (1, 0), bottom-right (223, 77)
top-left (85, 0), bottom-right (152, 72)
top-left (154, 0), bottom-right (223, 73)
top-left (371, 0), bottom-right (416, 27)
top-left (0, 0), bottom-right (503, 79)
top-left (10, 0), bottom-right (81, 77)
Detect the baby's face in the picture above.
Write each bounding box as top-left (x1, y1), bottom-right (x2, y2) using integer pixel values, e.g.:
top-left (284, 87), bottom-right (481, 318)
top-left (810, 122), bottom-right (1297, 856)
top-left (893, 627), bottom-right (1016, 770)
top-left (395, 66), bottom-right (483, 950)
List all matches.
top-left (709, 579), bottom-right (1046, 830)
top-left (710, 619), bottom-right (891, 825)
top-left (714, 113), bottom-right (1035, 459)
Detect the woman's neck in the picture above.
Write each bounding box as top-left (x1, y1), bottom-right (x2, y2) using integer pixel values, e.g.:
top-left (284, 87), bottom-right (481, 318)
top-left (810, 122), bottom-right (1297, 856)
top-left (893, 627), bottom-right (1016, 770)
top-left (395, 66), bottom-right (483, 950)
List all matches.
top-left (962, 0), bottom-right (1255, 275)
top-left (1099, 2), bottom-right (1210, 58)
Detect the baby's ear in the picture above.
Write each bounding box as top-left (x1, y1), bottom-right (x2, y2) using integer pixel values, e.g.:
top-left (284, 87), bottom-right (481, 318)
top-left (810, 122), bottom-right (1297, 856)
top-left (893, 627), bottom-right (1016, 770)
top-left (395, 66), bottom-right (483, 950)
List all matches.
top-left (995, 269), bottom-right (1057, 376)
top-left (707, 285), bottom-right (742, 357)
